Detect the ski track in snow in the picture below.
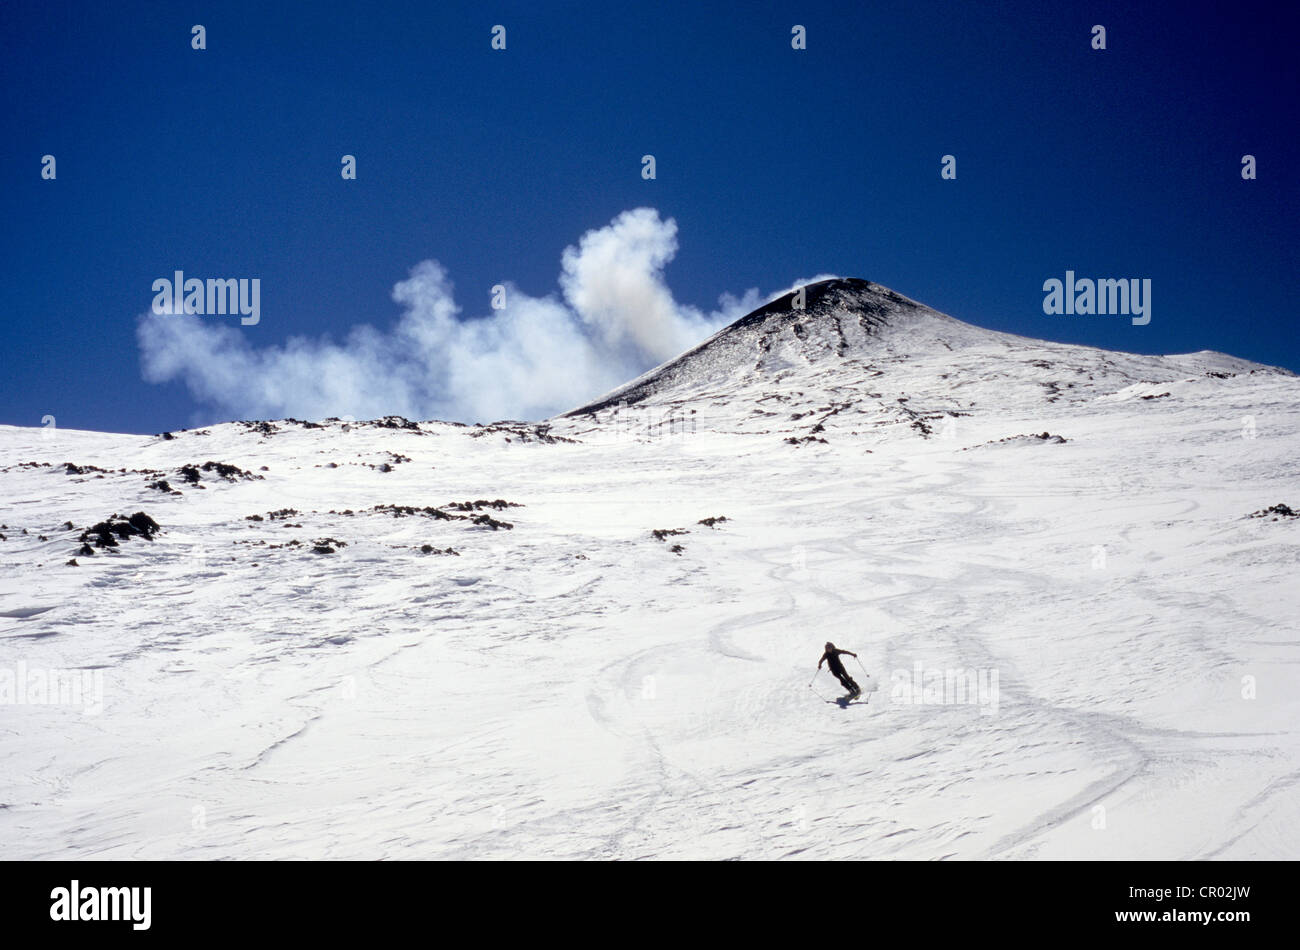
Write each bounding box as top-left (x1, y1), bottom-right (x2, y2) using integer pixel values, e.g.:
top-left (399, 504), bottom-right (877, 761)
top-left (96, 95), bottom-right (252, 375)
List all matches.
top-left (2, 280), bottom-right (1298, 859)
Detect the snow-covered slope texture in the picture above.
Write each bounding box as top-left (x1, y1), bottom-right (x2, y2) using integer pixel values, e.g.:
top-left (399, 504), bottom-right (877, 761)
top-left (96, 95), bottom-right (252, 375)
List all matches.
top-left (1, 279), bottom-right (1297, 860)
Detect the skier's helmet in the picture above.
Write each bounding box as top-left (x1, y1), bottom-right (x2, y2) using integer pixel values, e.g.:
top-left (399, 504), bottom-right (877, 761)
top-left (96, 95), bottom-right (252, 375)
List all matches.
top-left (825, 641), bottom-right (834, 651)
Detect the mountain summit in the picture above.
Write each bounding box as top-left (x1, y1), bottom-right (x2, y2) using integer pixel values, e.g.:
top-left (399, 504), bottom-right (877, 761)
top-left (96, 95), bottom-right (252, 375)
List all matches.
top-left (557, 278), bottom-right (1288, 440)
top-left (560, 278), bottom-right (977, 415)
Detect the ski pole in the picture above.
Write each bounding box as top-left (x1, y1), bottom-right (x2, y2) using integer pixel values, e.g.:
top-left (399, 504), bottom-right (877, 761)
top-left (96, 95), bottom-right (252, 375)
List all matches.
top-left (853, 655), bottom-right (871, 702)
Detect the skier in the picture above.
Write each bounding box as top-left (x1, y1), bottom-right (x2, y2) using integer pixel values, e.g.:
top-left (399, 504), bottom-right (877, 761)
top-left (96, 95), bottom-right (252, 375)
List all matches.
top-left (818, 642), bottom-right (860, 697)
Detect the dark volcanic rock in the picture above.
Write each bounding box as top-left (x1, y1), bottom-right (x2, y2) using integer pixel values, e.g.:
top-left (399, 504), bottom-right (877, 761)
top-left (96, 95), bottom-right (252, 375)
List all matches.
top-left (652, 528), bottom-right (689, 541)
top-left (446, 499), bottom-right (523, 512)
top-left (128, 512), bottom-right (161, 538)
top-left (374, 504), bottom-right (457, 521)
top-left (79, 511), bottom-right (161, 548)
top-left (963, 432), bottom-right (1068, 450)
top-left (178, 461), bottom-right (262, 483)
top-left (374, 415), bottom-right (421, 431)
top-left (64, 463), bottom-right (110, 476)
top-left (1249, 503), bottom-right (1297, 520)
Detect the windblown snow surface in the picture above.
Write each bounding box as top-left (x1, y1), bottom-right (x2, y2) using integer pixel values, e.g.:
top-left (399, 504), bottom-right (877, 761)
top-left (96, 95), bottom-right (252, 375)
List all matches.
top-left (2, 278), bottom-right (1298, 860)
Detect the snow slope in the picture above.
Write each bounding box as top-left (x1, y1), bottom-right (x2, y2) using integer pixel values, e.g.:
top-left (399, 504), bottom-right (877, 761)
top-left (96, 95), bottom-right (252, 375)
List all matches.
top-left (2, 278), bottom-right (1298, 860)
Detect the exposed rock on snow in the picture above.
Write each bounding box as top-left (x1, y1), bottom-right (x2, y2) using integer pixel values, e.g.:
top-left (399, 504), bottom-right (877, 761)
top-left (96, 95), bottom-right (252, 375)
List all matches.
top-left (963, 432), bottom-right (1068, 450)
top-left (1249, 503), bottom-right (1297, 520)
top-left (77, 511), bottom-right (161, 549)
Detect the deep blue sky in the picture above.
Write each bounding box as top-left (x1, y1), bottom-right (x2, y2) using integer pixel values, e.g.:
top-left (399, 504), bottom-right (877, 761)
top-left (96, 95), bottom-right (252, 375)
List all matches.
top-left (2, 0), bottom-right (1295, 433)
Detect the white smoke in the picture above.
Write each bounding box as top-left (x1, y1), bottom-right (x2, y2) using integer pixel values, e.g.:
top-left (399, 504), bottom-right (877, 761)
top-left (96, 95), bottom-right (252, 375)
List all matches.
top-left (136, 207), bottom-right (833, 423)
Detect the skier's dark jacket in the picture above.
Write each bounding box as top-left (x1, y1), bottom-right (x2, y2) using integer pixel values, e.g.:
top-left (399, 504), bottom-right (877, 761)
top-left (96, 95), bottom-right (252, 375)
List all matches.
top-left (819, 647), bottom-right (856, 677)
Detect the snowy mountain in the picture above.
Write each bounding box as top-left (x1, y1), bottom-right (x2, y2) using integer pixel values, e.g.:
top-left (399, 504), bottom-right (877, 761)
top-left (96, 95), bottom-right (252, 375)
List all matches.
top-left (557, 277), bottom-right (1284, 440)
top-left (2, 279), bottom-right (1298, 860)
